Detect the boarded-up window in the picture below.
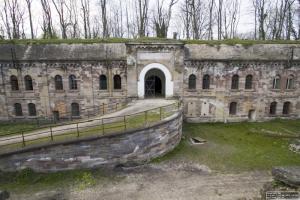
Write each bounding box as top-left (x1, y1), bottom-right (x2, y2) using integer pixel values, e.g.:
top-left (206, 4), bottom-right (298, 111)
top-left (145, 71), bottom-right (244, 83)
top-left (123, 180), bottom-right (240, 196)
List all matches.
top-left (202, 74), bottom-right (210, 89)
top-left (188, 74), bottom-right (196, 89)
top-left (71, 103), bottom-right (80, 116)
top-left (14, 103), bottom-right (23, 116)
top-left (69, 75), bottom-right (77, 90)
top-left (269, 102), bottom-right (277, 115)
top-left (55, 75), bottom-right (63, 90)
top-left (245, 75), bottom-right (253, 89)
top-left (273, 75), bottom-right (280, 89)
top-left (10, 75), bottom-right (19, 91)
top-left (113, 75), bottom-right (121, 89)
top-left (231, 75), bottom-right (239, 89)
top-left (229, 102), bottom-right (237, 115)
top-left (24, 75), bottom-right (33, 90)
top-left (28, 103), bottom-right (37, 116)
top-left (283, 102), bottom-right (291, 115)
top-left (99, 75), bottom-right (107, 90)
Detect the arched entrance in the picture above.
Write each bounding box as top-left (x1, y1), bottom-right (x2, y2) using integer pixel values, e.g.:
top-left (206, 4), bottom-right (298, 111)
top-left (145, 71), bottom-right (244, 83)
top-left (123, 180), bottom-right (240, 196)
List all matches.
top-left (138, 63), bottom-right (173, 98)
top-left (145, 69), bottom-right (165, 98)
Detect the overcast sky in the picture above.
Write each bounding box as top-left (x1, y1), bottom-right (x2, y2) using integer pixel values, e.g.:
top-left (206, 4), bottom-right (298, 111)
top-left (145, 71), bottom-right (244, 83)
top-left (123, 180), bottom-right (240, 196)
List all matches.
top-left (0, 0), bottom-right (283, 39)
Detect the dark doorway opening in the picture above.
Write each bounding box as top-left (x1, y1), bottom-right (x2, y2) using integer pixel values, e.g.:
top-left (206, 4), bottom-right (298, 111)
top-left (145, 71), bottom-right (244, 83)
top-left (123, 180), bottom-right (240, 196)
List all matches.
top-left (53, 111), bottom-right (60, 122)
top-left (144, 69), bottom-right (165, 98)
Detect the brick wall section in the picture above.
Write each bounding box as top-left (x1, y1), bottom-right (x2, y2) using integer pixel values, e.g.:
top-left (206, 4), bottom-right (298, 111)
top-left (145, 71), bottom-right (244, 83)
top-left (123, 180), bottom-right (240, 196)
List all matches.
top-left (0, 110), bottom-right (183, 172)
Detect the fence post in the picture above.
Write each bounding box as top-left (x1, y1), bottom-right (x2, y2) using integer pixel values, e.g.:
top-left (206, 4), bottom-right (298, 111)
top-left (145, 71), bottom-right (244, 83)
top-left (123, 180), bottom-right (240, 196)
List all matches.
top-left (50, 126), bottom-right (53, 141)
top-left (102, 103), bottom-right (105, 115)
top-left (144, 111), bottom-right (148, 126)
top-left (21, 131), bottom-right (25, 147)
top-left (124, 115), bottom-right (126, 131)
top-left (76, 123), bottom-right (80, 137)
top-left (160, 107), bottom-right (162, 120)
top-left (102, 118), bottom-right (105, 134)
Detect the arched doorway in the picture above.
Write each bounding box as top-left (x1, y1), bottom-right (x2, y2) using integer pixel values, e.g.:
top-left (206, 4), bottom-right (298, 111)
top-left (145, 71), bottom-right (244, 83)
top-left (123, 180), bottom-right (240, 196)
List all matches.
top-left (145, 69), bottom-right (165, 98)
top-left (138, 63), bottom-right (173, 98)
top-left (248, 109), bottom-right (256, 121)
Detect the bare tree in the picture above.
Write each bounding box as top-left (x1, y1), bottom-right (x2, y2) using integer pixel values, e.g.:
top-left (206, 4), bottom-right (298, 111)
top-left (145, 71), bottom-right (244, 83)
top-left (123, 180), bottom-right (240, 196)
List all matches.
top-left (1, 0), bottom-right (25, 39)
top-left (252, 0), bottom-right (267, 40)
top-left (136, 0), bottom-right (149, 37)
top-left (153, 0), bottom-right (178, 38)
top-left (52, 0), bottom-right (69, 39)
top-left (25, 0), bottom-right (34, 39)
top-left (217, 0), bottom-right (223, 40)
top-left (207, 0), bottom-right (215, 40)
top-left (81, 0), bottom-right (91, 39)
top-left (41, 0), bottom-right (55, 38)
top-left (223, 0), bottom-right (240, 39)
top-left (100, 0), bottom-right (109, 38)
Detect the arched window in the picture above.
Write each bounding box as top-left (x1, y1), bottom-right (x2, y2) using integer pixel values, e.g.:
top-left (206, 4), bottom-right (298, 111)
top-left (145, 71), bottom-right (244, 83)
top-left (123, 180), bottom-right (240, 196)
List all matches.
top-left (231, 75), bottom-right (239, 89)
top-left (273, 75), bottom-right (281, 89)
top-left (202, 74), bottom-right (210, 89)
top-left (99, 75), bottom-right (107, 90)
top-left (188, 74), bottom-right (196, 89)
top-left (10, 75), bottom-right (19, 91)
top-left (24, 75), bottom-right (33, 90)
top-left (283, 101), bottom-right (291, 115)
top-left (69, 75), bottom-right (77, 90)
top-left (113, 75), bottom-right (121, 89)
top-left (286, 75), bottom-right (294, 89)
top-left (229, 102), bottom-right (237, 115)
top-left (269, 102), bottom-right (277, 115)
top-left (55, 75), bottom-right (63, 90)
top-left (28, 103), bottom-right (37, 116)
top-left (245, 75), bottom-right (253, 89)
top-left (14, 103), bottom-right (23, 116)
top-left (71, 103), bottom-right (80, 116)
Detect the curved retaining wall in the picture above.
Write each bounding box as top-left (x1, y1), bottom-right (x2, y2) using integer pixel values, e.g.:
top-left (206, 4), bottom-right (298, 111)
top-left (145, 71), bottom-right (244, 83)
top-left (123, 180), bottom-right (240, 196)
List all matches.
top-left (0, 110), bottom-right (183, 172)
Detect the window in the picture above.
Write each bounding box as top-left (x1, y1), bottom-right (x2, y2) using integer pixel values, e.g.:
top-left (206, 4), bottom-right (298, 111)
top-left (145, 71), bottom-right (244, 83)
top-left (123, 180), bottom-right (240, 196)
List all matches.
top-left (283, 102), bottom-right (291, 115)
top-left (55, 75), bottom-right (63, 90)
top-left (202, 74), bottom-right (210, 89)
top-left (229, 102), bottom-right (237, 115)
top-left (188, 74), bottom-right (196, 89)
top-left (269, 102), bottom-right (277, 115)
top-left (286, 75), bottom-right (294, 89)
top-left (245, 75), bottom-right (253, 89)
top-left (231, 75), bottom-right (239, 89)
top-left (99, 75), bottom-right (107, 90)
top-left (113, 75), bottom-right (121, 89)
top-left (69, 75), bottom-right (77, 90)
top-left (10, 75), bottom-right (19, 91)
top-left (71, 103), bottom-right (80, 117)
top-left (273, 75), bottom-right (280, 89)
top-left (14, 103), bottom-right (23, 116)
top-left (24, 75), bottom-right (33, 90)
top-left (28, 103), bottom-right (37, 116)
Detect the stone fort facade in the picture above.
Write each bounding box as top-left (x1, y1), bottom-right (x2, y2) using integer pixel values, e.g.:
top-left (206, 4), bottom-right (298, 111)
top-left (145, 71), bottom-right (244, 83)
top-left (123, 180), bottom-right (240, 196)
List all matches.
top-left (0, 42), bottom-right (299, 122)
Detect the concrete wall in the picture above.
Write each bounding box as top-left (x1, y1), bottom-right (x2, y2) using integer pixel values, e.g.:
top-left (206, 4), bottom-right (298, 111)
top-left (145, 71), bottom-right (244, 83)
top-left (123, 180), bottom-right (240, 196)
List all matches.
top-left (0, 110), bottom-right (183, 172)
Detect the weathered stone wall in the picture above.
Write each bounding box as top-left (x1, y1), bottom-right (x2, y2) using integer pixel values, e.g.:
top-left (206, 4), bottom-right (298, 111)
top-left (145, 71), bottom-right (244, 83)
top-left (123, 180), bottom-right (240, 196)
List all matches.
top-left (0, 42), bottom-right (299, 122)
top-left (183, 44), bottom-right (300, 122)
top-left (0, 111), bottom-right (183, 172)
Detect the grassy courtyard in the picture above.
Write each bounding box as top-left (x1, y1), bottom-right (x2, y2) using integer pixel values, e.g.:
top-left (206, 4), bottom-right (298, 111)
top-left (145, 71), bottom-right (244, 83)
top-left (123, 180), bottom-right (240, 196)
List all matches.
top-left (155, 119), bottom-right (300, 172)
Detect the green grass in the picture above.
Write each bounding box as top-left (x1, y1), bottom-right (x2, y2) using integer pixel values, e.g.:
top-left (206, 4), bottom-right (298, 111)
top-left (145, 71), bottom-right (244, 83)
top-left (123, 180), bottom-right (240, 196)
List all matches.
top-left (0, 122), bottom-right (38, 136)
top-left (0, 168), bottom-right (123, 193)
top-left (1, 37), bottom-right (300, 45)
top-left (154, 119), bottom-right (300, 172)
top-left (0, 105), bottom-right (177, 153)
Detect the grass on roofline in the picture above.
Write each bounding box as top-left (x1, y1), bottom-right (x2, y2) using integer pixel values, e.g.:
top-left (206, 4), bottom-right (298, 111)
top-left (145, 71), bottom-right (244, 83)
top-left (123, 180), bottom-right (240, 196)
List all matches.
top-left (1, 37), bottom-right (300, 45)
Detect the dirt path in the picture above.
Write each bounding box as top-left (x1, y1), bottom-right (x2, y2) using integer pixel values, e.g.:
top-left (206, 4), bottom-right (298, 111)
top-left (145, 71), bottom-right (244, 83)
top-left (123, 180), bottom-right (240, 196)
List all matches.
top-left (10, 161), bottom-right (272, 200)
top-left (70, 163), bottom-right (271, 200)
top-left (0, 99), bottom-right (176, 146)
